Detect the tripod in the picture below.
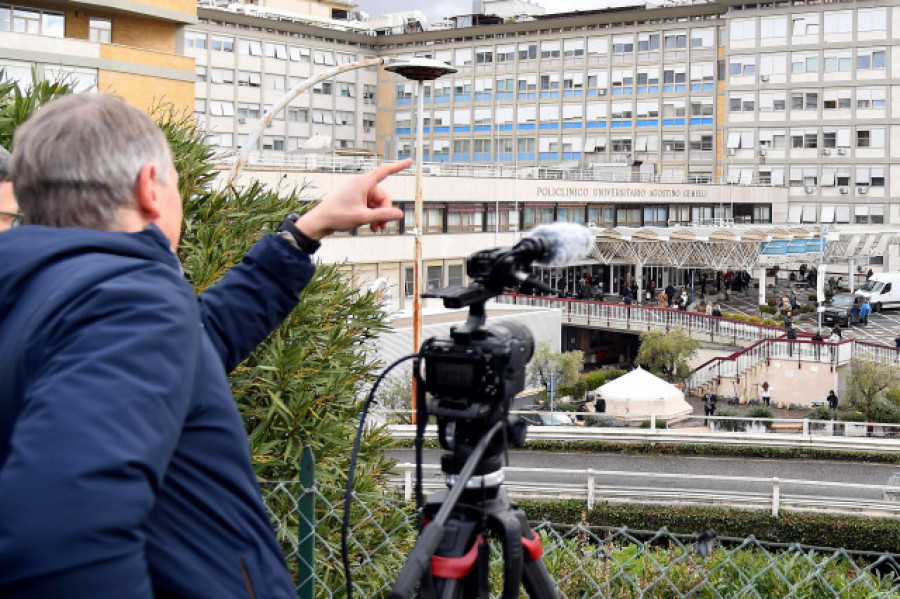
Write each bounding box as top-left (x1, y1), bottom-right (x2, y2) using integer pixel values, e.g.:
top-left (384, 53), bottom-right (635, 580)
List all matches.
top-left (389, 417), bottom-right (558, 599)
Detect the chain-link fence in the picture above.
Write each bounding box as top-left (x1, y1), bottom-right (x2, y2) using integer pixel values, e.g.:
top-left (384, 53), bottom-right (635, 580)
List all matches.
top-left (259, 480), bottom-right (900, 598)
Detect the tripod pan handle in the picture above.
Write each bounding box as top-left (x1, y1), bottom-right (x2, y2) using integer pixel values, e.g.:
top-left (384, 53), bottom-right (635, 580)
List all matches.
top-left (389, 522), bottom-right (445, 599)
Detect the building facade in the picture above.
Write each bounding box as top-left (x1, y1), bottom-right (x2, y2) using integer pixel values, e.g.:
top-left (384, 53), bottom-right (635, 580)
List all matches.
top-left (0, 0), bottom-right (196, 112)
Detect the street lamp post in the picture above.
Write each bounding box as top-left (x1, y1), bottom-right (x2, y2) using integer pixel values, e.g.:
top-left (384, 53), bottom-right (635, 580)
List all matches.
top-left (226, 57), bottom-right (388, 186)
top-left (384, 58), bottom-right (457, 421)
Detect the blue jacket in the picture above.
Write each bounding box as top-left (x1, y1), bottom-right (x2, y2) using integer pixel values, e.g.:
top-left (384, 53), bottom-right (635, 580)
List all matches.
top-left (0, 225), bottom-right (314, 597)
top-left (859, 302), bottom-right (872, 318)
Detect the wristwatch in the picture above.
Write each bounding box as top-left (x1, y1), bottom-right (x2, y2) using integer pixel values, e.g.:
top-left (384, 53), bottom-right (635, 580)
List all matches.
top-left (276, 212), bottom-right (320, 255)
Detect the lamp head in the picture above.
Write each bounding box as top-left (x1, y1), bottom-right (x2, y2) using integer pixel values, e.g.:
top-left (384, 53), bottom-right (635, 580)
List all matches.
top-left (385, 57), bottom-right (457, 81)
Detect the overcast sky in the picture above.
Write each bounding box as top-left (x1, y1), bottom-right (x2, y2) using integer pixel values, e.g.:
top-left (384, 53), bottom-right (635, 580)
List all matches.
top-left (355, 0), bottom-right (603, 23)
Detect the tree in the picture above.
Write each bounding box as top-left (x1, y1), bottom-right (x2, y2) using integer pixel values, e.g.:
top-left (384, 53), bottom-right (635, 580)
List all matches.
top-left (845, 360), bottom-right (900, 422)
top-left (634, 327), bottom-right (701, 384)
top-left (527, 340), bottom-right (584, 391)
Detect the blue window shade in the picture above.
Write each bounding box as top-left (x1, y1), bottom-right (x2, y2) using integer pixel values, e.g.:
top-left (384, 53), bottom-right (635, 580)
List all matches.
top-left (517, 93), bottom-right (536, 100)
top-left (395, 128), bottom-right (412, 134)
top-left (701, 118), bottom-right (713, 125)
top-left (423, 127), bottom-right (431, 133)
top-left (475, 93), bottom-right (492, 101)
top-left (474, 125), bottom-right (491, 132)
top-left (497, 124), bottom-right (513, 131)
top-left (424, 97), bottom-right (431, 105)
top-left (637, 119), bottom-right (658, 127)
top-left (497, 152), bottom-right (513, 161)
top-left (497, 92), bottom-right (514, 100)
top-left (690, 118), bottom-right (703, 125)
top-left (563, 122), bottom-right (583, 129)
top-left (434, 126), bottom-right (450, 133)
top-left (453, 126), bottom-right (471, 132)
top-left (663, 85), bottom-right (675, 93)
top-left (612, 88), bottom-right (633, 95)
top-left (518, 152), bottom-right (535, 161)
top-left (453, 153), bottom-right (470, 161)
top-left (587, 121), bottom-right (607, 128)
top-left (474, 152), bottom-right (491, 161)
top-left (518, 123), bottom-right (536, 130)
top-left (539, 122), bottom-right (559, 130)
top-left (587, 89), bottom-right (600, 96)
top-left (396, 98), bottom-right (412, 105)
top-left (563, 90), bottom-right (583, 97)
top-left (675, 85), bottom-right (686, 92)
top-left (611, 120), bottom-right (632, 128)
top-left (539, 152), bottom-right (558, 160)
top-left (703, 83), bottom-right (714, 91)
top-left (435, 96), bottom-right (450, 104)
top-left (433, 155), bottom-right (449, 162)
top-left (540, 91), bottom-right (560, 98)
top-left (662, 118), bottom-right (686, 126)
top-left (691, 84), bottom-right (703, 91)
top-left (562, 152), bottom-right (582, 160)
top-left (398, 153), bottom-right (411, 160)
top-left (454, 94), bottom-right (471, 102)
top-left (637, 86), bottom-right (660, 94)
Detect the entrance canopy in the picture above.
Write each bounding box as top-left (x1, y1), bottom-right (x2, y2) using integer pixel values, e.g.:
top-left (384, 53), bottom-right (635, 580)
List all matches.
top-left (589, 224), bottom-right (900, 270)
top-left (594, 367), bottom-right (692, 422)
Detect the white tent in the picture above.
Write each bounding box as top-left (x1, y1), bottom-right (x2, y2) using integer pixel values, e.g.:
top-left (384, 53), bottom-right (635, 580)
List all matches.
top-left (594, 367), bottom-right (692, 422)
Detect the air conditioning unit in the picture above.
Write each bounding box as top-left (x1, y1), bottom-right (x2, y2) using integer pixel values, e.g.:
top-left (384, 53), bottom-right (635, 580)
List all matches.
top-left (821, 148), bottom-right (831, 156)
top-left (839, 186), bottom-right (849, 194)
top-left (804, 186), bottom-right (815, 194)
top-left (760, 74), bottom-right (770, 82)
top-left (238, 117), bottom-right (247, 124)
top-left (858, 185), bottom-right (869, 194)
top-left (837, 148), bottom-right (847, 155)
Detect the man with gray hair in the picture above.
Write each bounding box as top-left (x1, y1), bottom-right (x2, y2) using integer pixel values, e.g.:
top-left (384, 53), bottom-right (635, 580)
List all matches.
top-left (0, 145), bottom-right (18, 231)
top-left (0, 93), bottom-right (409, 597)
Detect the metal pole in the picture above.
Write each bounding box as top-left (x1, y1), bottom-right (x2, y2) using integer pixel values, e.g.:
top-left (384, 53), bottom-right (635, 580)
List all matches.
top-left (226, 57), bottom-right (386, 186)
top-left (411, 79), bottom-right (425, 424)
top-left (297, 445), bottom-right (316, 599)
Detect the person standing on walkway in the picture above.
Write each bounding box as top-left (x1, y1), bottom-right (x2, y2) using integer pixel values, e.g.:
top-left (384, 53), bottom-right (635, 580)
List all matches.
top-left (703, 393), bottom-right (717, 426)
top-left (859, 298), bottom-right (871, 326)
top-left (665, 283), bottom-right (676, 307)
top-left (783, 311), bottom-right (793, 330)
top-left (761, 382), bottom-right (771, 407)
top-left (827, 389), bottom-right (839, 411)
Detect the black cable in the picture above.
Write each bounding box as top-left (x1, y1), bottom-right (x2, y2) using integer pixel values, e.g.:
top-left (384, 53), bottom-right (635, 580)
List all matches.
top-left (343, 354), bottom-right (418, 599)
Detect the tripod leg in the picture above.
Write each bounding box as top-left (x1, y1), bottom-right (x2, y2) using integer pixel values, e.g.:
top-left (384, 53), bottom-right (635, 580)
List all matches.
top-left (522, 557), bottom-right (559, 599)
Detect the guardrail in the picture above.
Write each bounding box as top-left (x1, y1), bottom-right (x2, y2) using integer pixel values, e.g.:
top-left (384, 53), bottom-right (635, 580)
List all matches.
top-left (224, 152), bottom-right (774, 186)
top-left (496, 293), bottom-right (783, 348)
top-left (385, 418), bottom-right (900, 451)
top-left (390, 462), bottom-right (900, 518)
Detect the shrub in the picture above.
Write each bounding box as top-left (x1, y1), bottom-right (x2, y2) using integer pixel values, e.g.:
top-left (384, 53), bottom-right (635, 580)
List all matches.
top-left (759, 304), bottom-right (775, 314)
top-left (556, 401), bottom-right (577, 412)
top-left (762, 318), bottom-right (778, 326)
top-left (767, 298), bottom-right (778, 307)
top-left (639, 419), bottom-right (668, 429)
top-left (809, 294), bottom-right (817, 302)
top-left (837, 411), bottom-right (867, 422)
top-left (747, 316), bottom-right (761, 323)
top-left (865, 398), bottom-right (900, 424)
top-left (712, 407), bottom-right (745, 432)
top-left (806, 406), bottom-right (835, 421)
top-left (746, 406), bottom-right (773, 419)
top-left (583, 370), bottom-right (606, 390)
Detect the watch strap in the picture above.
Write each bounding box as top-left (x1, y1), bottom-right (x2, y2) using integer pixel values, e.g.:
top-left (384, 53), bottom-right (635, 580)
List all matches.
top-left (277, 213), bottom-right (321, 255)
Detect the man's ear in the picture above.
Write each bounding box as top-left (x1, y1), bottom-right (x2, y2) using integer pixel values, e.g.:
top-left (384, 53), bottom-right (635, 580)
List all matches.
top-left (134, 163), bottom-right (160, 220)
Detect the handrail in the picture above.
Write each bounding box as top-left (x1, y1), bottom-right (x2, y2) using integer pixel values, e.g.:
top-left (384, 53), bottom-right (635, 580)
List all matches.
top-left (495, 293), bottom-right (899, 392)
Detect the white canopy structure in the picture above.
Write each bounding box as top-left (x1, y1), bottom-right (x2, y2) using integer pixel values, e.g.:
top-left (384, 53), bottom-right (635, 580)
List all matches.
top-left (594, 367), bottom-right (692, 422)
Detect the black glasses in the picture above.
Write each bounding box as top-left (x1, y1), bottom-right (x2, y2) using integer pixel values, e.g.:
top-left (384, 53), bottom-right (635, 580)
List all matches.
top-left (0, 211), bottom-right (22, 228)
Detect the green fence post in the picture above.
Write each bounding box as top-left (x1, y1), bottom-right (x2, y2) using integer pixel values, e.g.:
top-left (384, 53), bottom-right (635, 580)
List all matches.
top-left (297, 445), bottom-right (315, 599)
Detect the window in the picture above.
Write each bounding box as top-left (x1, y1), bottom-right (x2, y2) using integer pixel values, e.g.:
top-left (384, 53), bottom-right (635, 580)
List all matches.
top-left (612, 35), bottom-right (634, 54)
top-left (691, 28), bottom-right (714, 48)
top-left (448, 205), bottom-right (484, 232)
top-left (264, 74), bottom-right (284, 90)
top-left (823, 10), bottom-right (852, 35)
top-left (338, 82), bottom-right (355, 98)
top-left (792, 14), bottom-right (819, 36)
top-left (237, 71), bottom-right (261, 87)
top-left (428, 265), bottom-right (444, 290)
top-left (823, 51), bottom-right (852, 72)
top-left (363, 85), bottom-right (376, 104)
top-left (730, 18), bottom-right (756, 41)
top-left (791, 52), bottom-right (818, 74)
top-left (335, 111), bottom-right (354, 126)
top-left (790, 129), bottom-right (817, 149)
top-left (857, 50), bottom-right (886, 70)
top-left (195, 65), bottom-right (207, 82)
top-left (518, 42), bottom-right (537, 60)
top-left (760, 16), bottom-right (787, 39)
top-left (730, 56), bottom-right (755, 76)
top-left (289, 46), bottom-right (310, 62)
top-left (858, 8), bottom-right (887, 33)
top-left (210, 68), bottom-right (234, 85)
top-left (857, 88), bottom-right (886, 109)
top-left (186, 31), bottom-right (207, 49)
top-left (540, 41), bottom-right (560, 59)
top-left (313, 50), bottom-right (334, 65)
top-left (287, 108), bottom-right (307, 123)
top-left (313, 81), bottom-right (332, 95)
top-left (664, 31), bottom-right (687, 49)
top-left (856, 128), bottom-right (885, 148)
top-left (823, 89), bottom-right (851, 110)
top-left (616, 207), bottom-right (641, 227)
top-left (264, 42), bottom-right (287, 60)
top-left (212, 36), bottom-right (235, 53)
top-left (237, 103), bottom-right (260, 119)
top-left (209, 100), bottom-right (234, 117)
top-left (89, 17), bottom-right (111, 43)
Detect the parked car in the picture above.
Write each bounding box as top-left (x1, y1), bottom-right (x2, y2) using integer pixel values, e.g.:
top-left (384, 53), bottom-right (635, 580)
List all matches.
top-left (855, 273), bottom-right (900, 312)
top-left (822, 293), bottom-right (862, 327)
top-left (520, 411), bottom-right (575, 426)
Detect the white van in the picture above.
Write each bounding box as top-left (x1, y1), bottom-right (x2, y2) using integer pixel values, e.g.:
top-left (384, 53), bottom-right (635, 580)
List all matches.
top-left (855, 273), bottom-right (900, 312)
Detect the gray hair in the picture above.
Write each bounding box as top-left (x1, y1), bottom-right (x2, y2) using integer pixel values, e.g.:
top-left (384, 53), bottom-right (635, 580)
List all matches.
top-left (12, 93), bottom-right (173, 229)
top-left (0, 146), bottom-right (10, 182)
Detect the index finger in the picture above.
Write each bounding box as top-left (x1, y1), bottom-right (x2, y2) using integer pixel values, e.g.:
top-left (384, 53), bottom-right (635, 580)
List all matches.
top-left (367, 159), bottom-right (413, 184)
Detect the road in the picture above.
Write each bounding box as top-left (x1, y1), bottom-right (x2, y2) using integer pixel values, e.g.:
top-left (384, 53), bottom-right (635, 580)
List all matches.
top-left (388, 449), bottom-right (899, 503)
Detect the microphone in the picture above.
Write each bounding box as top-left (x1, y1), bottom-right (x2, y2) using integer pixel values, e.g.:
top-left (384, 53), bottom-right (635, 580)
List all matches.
top-left (513, 223), bottom-right (594, 266)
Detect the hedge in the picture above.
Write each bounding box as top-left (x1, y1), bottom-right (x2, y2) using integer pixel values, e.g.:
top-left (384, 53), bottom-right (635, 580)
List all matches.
top-left (518, 499), bottom-right (900, 554)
